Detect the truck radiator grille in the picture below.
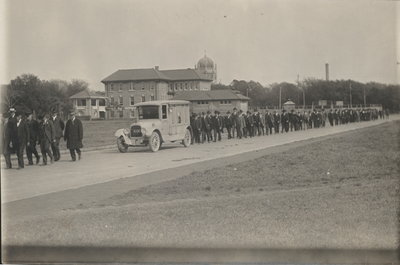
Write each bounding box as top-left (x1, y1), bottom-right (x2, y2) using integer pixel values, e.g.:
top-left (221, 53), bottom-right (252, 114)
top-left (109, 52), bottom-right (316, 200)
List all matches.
top-left (131, 125), bottom-right (142, 137)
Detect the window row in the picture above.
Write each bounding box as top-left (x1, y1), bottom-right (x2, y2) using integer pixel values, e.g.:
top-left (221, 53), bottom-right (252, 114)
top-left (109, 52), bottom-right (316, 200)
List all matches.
top-left (76, 99), bottom-right (106, 106)
top-left (168, 82), bottom-right (199, 91)
top-left (110, 95), bottom-right (155, 105)
top-left (107, 82), bottom-right (156, 92)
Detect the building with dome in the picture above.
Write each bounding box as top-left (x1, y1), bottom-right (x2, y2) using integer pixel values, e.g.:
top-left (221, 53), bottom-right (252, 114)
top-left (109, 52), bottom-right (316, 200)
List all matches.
top-left (101, 55), bottom-right (217, 119)
top-left (195, 55), bottom-right (217, 83)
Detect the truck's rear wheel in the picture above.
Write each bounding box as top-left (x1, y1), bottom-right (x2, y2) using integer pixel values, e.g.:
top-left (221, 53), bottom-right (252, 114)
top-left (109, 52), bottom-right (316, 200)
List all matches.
top-left (182, 128), bottom-right (191, 147)
top-left (149, 132), bottom-right (161, 152)
top-left (117, 136), bottom-right (128, 153)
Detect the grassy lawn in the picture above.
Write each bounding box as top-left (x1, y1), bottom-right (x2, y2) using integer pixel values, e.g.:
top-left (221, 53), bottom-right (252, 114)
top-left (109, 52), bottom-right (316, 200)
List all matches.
top-left (96, 120), bottom-right (400, 207)
top-left (60, 119), bottom-right (133, 150)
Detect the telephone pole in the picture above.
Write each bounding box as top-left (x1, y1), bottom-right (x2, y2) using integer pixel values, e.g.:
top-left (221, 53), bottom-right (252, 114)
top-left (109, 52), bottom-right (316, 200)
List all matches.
top-left (349, 82), bottom-right (353, 108)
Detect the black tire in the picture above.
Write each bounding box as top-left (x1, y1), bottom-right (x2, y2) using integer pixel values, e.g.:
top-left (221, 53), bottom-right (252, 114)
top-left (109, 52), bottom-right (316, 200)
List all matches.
top-left (182, 128), bottom-right (191, 147)
top-left (149, 131), bottom-right (161, 152)
top-left (117, 136), bottom-right (128, 153)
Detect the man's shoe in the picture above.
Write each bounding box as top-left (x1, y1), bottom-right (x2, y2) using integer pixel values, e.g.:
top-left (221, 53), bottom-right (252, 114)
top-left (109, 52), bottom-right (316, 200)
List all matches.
top-left (28, 162), bottom-right (34, 165)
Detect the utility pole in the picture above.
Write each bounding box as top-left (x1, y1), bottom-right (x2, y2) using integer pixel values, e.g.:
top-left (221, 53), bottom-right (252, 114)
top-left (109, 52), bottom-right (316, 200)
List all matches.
top-left (363, 86), bottom-right (366, 108)
top-left (349, 82), bottom-right (353, 108)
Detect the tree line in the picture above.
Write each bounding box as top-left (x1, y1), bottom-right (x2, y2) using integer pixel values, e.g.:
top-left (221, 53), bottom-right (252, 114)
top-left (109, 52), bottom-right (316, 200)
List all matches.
top-left (1, 74), bottom-right (89, 118)
top-left (2, 74), bottom-right (399, 117)
top-left (212, 79), bottom-right (400, 112)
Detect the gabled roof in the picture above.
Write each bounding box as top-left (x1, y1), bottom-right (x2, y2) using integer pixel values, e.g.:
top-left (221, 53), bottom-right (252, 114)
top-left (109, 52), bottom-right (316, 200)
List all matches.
top-left (160, 69), bottom-right (212, 81)
top-left (102, 68), bottom-right (171, 83)
top-left (172, 90), bottom-right (250, 101)
top-left (70, 90), bottom-right (107, 99)
top-left (101, 68), bottom-right (212, 83)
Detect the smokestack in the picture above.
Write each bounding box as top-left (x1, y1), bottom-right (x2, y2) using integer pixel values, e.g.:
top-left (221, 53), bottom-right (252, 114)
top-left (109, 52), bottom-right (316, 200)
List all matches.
top-left (325, 63), bottom-right (329, 81)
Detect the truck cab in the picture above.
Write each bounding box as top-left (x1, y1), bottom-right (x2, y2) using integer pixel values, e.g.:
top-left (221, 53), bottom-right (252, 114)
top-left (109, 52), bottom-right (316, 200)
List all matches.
top-left (114, 100), bottom-right (192, 152)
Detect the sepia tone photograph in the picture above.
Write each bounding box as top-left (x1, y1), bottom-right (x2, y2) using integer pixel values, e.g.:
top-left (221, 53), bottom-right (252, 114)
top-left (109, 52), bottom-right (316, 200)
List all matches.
top-left (1, 0), bottom-right (399, 264)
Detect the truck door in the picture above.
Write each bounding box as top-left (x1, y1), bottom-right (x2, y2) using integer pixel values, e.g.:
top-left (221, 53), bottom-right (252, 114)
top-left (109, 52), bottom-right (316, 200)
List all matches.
top-left (169, 105), bottom-right (178, 136)
top-left (161, 104), bottom-right (169, 138)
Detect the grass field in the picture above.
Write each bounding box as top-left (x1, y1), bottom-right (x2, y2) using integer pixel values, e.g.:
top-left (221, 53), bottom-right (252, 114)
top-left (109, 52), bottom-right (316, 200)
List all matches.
top-left (94, 121), bottom-right (400, 209)
top-left (59, 119), bottom-right (132, 150)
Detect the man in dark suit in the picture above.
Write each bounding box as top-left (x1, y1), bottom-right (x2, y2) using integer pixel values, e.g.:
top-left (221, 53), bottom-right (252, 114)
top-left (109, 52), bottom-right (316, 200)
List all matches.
top-left (224, 111), bottom-right (233, 139)
top-left (16, 113), bottom-right (30, 169)
top-left (3, 108), bottom-right (18, 168)
top-left (39, 114), bottom-right (55, 165)
top-left (26, 112), bottom-right (41, 165)
top-left (64, 111), bottom-right (83, 161)
top-left (51, 112), bottom-right (65, 161)
top-left (193, 113), bottom-right (203, 144)
top-left (203, 111), bottom-right (212, 143)
top-left (211, 111), bottom-right (222, 142)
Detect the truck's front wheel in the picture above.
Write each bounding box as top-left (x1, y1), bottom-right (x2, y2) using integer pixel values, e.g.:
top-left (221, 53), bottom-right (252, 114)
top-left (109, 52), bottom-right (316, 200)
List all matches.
top-left (182, 128), bottom-right (191, 147)
top-left (117, 136), bottom-right (128, 153)
top-left (149, 132), bottom-right (161, 152)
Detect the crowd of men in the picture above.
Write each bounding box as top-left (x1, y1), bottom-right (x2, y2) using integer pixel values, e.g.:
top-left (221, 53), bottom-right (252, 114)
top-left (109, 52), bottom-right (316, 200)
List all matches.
top-left (2, 108), bottom-right (84, 169)
top-left (190, 107), bottom-right (389, 144)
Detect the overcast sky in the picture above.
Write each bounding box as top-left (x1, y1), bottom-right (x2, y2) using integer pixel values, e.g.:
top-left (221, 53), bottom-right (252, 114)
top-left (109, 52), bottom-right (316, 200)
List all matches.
top-left (2, 0), bottom-right (399, 90)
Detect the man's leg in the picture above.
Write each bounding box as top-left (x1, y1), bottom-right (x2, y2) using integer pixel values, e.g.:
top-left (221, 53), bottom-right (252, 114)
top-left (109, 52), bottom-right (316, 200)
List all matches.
top-left (26, 145), bottom-right (34, 165)
top-left (76, 148), bottom-right (81, 160)
top-left (40, 143), bottom-right (47, 165)
top-left (17, 145), bottom-right (24, 168)
top-left (69, 149), bottom-right (76, 161)
top-left (4, 151), bottom-right (12, 168)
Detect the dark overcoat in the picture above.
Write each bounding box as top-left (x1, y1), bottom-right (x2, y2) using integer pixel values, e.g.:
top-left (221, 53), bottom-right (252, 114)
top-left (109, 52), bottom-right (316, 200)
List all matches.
top-left (64, 118), bottom-right (83, 149)
top-left (17, 120), bottom-right (30, 146)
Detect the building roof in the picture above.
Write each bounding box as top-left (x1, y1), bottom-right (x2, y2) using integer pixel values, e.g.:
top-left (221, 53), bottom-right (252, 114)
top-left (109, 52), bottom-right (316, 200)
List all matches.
top-left (102, 68), bottom-right (171, 82)
top-left (101, 68), bottom-right (212, 83)
top-left (197, 55), bottom-right (215, 69)
top-left (70, 90), bottom-right (107, 99)
top-left (172, 90), bottom-right (250, 101)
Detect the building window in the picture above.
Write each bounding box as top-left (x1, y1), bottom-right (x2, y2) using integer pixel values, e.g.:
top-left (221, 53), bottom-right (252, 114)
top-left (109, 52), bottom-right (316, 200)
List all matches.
top-left (197, 101), bottom-right (200, 104)
top-left (110, 111), bottom-right (114, 118)
top-left (110, 97), bottom-right (114, 105)
top-left (77, 99), bottom-right (87, 106)
top-left (175, 84), bottom-right (178, 90)
top-left (119, 95), bottom-right (123, 105)
top-left (99, 99), bottom-right (106, 106)
top-left (130, 96), bottom-right (135, 106)
top-left (129, 82), bottom-right (134, 91)
top-left (119, 83), bottom-right (122, 91)
top-left (130, 110), bottom-right (135, 118)
top-left (141, 95), bottom-right (145, 102)
top-left (91, 99), bottom-right (97, 106)
top-left (119, 111), bottom-right (123, 118)
top-left (185, 83), bottom-right (188, 90)
top-left (110, 84), bottom-right (114, 91)
top-left (196, 83), bottom-right (199, 89)
top-left (151, 94), bottom-right (155, 101)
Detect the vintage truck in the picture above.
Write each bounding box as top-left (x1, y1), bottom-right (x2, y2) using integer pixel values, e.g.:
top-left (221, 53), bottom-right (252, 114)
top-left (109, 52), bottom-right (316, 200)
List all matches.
top-left (114, 100), bottom-right (192, 152)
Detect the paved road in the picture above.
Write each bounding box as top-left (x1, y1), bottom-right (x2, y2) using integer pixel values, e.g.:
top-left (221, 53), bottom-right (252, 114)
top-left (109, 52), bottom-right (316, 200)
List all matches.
top-left (2, 117), bottom-right (398, 203)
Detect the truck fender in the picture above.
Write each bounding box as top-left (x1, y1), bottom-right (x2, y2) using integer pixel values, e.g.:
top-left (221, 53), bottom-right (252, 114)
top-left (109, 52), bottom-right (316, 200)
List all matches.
top-left (114, 129), bottom-right (133, 145)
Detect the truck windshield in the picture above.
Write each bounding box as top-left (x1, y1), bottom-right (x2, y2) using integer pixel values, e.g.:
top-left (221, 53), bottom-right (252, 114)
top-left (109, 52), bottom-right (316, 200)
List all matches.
top-left (138, 105), bottom-right (159, 119)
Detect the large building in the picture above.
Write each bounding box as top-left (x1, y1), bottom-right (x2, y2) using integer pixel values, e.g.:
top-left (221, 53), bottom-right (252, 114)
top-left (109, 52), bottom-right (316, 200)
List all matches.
top-left (173, 90), bottom-right (249, 114)
top-left (101, 55), bottom-right (217, 119)
top-left (70, 90), bottom-right (107, 120)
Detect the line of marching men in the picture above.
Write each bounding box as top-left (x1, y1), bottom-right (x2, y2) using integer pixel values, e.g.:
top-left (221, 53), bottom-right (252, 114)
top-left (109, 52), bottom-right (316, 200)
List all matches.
top-left (1, 108), bottom-right (84, 169)
top-left (190, 108), bottom-right (389, 144)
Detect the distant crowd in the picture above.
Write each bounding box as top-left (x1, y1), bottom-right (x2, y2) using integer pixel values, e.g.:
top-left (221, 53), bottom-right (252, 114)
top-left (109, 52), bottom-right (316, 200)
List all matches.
top-left (190, 108), bottom-right (389, 144)
top-left (1, 108), bottom-right (84, 169)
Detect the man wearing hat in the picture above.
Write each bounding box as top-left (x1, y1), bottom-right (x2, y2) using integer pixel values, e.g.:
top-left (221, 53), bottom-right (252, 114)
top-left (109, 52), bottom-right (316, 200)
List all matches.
top-left (3, 108), bottom-right (18, 168)
top-left (64, 111), bottom-right (83, 161)
top-left (51, 112), bottom-right (65, 161)
top-left (39, 114), bottom-right (55, 165)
